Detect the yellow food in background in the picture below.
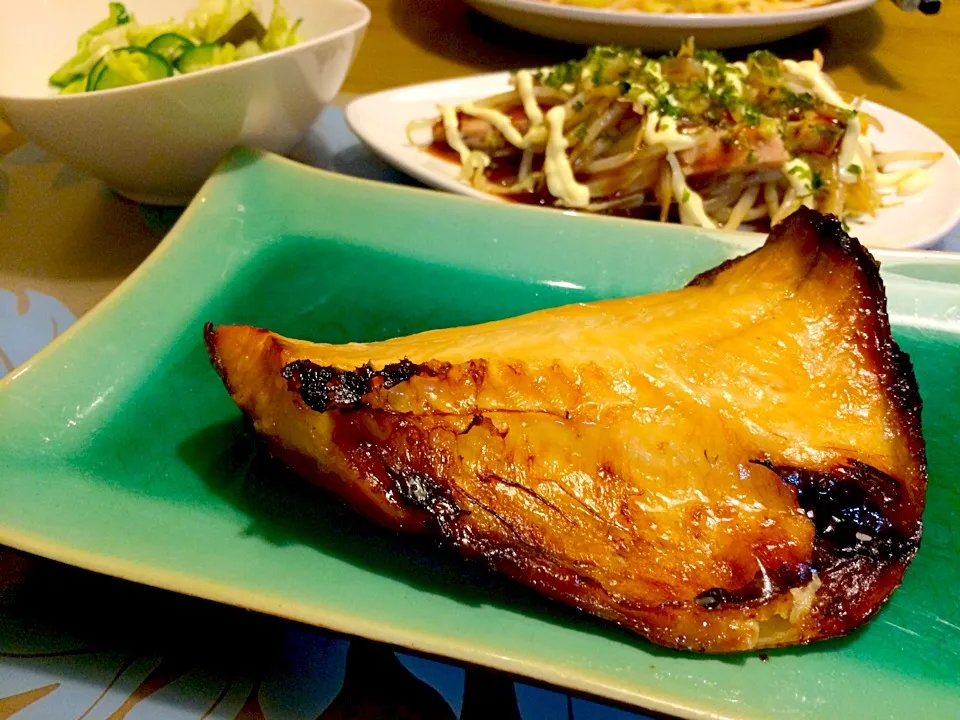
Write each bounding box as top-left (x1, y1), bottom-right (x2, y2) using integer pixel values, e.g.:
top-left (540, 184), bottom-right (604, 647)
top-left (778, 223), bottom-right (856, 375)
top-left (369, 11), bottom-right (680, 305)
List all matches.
top-left (548, 0), bottom-right (832, 14)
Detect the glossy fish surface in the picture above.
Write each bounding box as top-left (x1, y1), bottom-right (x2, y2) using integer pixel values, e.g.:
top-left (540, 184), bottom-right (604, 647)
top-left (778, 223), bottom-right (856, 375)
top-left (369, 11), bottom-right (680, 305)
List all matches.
top-left (206, 207), bottom-right (926, 653)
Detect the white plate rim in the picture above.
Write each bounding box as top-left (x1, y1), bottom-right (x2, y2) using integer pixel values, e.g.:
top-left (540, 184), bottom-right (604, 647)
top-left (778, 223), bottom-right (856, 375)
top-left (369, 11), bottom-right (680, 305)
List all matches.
top-left (463, 0), bottom-right (876, 29)
top-left (344, 71), bottom-right (960, 250)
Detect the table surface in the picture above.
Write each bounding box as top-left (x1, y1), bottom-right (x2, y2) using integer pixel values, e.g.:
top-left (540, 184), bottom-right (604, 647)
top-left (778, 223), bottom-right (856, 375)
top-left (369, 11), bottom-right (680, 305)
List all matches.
top-left (1, 1), bottom-right (958, 718)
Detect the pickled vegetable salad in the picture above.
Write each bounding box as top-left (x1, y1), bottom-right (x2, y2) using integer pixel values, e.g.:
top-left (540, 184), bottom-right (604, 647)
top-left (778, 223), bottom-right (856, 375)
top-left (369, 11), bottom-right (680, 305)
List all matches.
top-left (49, 0), bottom-right (303, 93)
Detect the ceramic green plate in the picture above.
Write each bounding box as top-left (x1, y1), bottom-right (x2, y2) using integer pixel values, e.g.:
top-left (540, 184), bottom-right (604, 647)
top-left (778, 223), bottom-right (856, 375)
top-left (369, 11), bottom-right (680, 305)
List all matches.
top-left (2, 148), bottom-right (959, 720)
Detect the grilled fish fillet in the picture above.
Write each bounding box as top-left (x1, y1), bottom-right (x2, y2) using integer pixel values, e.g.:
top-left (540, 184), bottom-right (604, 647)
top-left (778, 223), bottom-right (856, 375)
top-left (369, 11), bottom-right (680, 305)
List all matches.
top-left (205, 208), bottom-right (926, 653)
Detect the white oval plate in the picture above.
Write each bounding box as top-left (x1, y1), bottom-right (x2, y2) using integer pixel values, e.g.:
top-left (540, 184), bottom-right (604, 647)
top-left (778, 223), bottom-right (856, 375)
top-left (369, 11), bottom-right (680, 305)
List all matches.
top-left (461, 0), bottom-right (875, 50)
top-left (345, 72), bottom-right (960, 250)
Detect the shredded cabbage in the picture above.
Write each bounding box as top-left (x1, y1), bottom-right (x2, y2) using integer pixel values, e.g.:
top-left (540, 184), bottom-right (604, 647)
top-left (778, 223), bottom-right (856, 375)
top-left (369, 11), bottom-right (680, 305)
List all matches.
top-left (100, 51), bottom-right (158, 86)
top-left (78, 2), bottom-right (132, 51)
top-left (49, 0), bottom-right (304, 92)
top-left (235, 39), bottom-right (265, 60)
top-left (49, 2), bottom-right (133, 86)
top-left (126, 22), bottom-right (202, 48)
top-left (182, 0), bottom-right (256, 43)
top-left (263, 0), bottom-right (303, 51)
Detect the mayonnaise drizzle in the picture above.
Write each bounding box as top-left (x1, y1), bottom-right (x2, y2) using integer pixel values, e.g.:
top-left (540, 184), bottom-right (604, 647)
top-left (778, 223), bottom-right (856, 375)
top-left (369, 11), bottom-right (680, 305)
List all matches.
top-left (702, 61), bottom-right (718, 90)
top-left (633, 92), bottom-right (656, 111)
top-left (515, 69), bottom-right (544, 127)
top-left (447, 69), bottom-right (590, 204)
top-left (784, 157), bottom-right (816, 209)
top-left (837, 119), bottom-right (864, 183)
top-left (723, 63), bottom-right (747, 95)
top-left (644, 113), bottom-right (697, 153)
top-left (459, 102), bottom-right (545, 149)
top-left (543, 105), bottom-right (590, 208)
top-left (666, 152), bottom-right (715, 229)
top-left (439, 105), bottom-right (490, 179)
top-left (781, 59), bottom-right (851, 110)
top-left (455, 69), bottom-right (548, 151)
top-left (699, 60), bottom-right (747, 96)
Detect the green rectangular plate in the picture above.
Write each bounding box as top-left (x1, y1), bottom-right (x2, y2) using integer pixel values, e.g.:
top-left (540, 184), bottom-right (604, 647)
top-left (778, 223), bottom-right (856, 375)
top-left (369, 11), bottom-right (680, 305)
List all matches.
top-left (2, 148), bottom-right (959, 720)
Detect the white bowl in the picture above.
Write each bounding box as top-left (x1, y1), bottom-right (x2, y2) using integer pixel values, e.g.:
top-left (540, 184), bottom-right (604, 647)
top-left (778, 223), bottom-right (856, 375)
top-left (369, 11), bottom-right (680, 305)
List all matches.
top-left (0, 0), bottom-right (370, 205)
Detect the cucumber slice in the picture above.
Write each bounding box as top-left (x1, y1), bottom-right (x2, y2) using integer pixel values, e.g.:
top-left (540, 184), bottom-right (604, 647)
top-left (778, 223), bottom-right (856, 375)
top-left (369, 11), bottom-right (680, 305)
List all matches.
top-left (174, 43), bottom-right (220, 74)
top-left (50, 69), bottom-right (83, 88)
top-left (85, 56), bottom-right (109, 91)
top-left (61, 78), bottom-right (88, 94)
top-left (87, 47), bottom-right (173, 91)
top-left (146, 33), bottom-right (195, 64)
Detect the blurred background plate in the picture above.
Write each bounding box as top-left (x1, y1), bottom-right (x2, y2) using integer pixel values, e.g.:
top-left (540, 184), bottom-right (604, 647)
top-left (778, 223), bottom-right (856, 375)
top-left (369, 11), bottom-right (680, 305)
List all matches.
top-left (460, 0), bottom-right (876, 49)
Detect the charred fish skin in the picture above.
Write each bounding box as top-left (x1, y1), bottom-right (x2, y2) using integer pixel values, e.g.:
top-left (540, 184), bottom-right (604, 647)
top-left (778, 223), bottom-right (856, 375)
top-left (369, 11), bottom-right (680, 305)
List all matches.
top-left (205, 207), bottom-right (926, 654)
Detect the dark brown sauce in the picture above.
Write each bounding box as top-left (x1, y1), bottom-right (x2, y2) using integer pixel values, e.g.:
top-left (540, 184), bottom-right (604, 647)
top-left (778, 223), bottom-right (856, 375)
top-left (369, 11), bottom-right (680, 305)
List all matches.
top-left (427, 141), bottom-right (554, 207)
top-left (427, 141), bottom-right (671, 219)
top-left (427, 133), bottom-right (770, 231)
top-left (426, 140), bottom-right (462, 166)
